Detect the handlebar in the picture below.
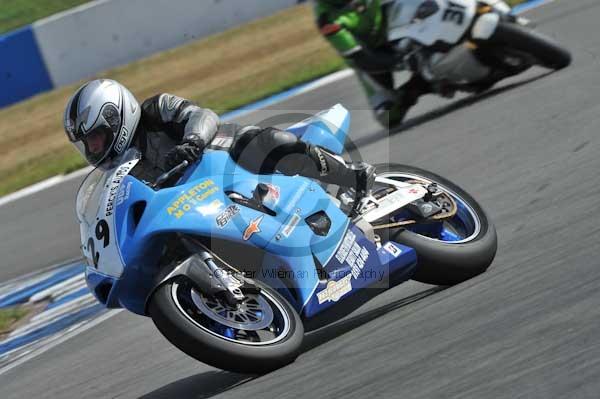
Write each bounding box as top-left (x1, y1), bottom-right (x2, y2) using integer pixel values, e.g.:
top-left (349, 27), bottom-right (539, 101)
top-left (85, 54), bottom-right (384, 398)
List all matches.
top-left (151, 160), bottom-right (189, 189)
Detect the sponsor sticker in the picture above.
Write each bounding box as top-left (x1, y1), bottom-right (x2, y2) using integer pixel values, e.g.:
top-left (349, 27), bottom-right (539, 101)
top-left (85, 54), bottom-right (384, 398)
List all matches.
top-left (115, 181), bottom-right (132, 206)
top-left (264, 184), bottom-right (280, 205)
top-left (383, 242), bottom-right (402, 257)
top-left (282, 214), bottom-right (301, 237)
top-left (114, 127), bottom-right (130, 154)
top-left (317, 275), bottom-right (352, 304)
top-left (314, 147), bottom-right (329, 176)
top-left (335, 229), bottom-right (370, 279)
top-left (216, 204), bottom-right (240, 228)
top-left (105, 164), bottom-right (134, 217)
top-left (167, 179), bottom-right (219, 219)
top-left (243, 215), bottom-right (263, 241)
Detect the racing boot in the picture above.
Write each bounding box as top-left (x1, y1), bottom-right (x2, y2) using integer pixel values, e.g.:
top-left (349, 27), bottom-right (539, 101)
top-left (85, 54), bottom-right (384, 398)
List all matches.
top-left (374, 100), bottom-right (410, 129)
top-left (231, 126), bottom-right (376, 195)
top-left (301, 145), bottom-right (376, 197)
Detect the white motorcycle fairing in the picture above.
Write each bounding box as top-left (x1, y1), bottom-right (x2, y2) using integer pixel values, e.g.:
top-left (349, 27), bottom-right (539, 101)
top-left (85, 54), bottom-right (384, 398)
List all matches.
top-left (386, 0), bottom-right (477, 46)
top-left (76, 149), bottom-right (140, 278)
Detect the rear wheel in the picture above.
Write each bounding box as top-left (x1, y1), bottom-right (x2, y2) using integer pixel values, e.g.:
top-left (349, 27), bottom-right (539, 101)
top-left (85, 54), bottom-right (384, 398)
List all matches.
top-left (490, 22), bottom-right (571, 70)
top-left (373, 164), bottom-right (497, 286)
top-left (149, 277), bottom-right (303, 374)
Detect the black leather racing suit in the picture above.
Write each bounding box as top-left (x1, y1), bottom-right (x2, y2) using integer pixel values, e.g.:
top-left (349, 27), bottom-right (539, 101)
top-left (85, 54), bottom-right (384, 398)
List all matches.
top-left (130, 93), bottom-right (374, 193)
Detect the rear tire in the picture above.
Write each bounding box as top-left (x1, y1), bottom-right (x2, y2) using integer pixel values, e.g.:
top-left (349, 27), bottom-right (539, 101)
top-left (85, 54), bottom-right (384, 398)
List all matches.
top-left (491, 22), bottom-right (571, 70)
top-left (375, 164), bottom-right (497, 286)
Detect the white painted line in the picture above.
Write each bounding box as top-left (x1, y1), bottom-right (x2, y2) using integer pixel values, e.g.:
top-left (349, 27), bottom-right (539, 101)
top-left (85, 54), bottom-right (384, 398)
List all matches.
top-left (28, 273), bottom-right (86, 303)
top-left (221, 69), bottom-right (355, 121)
top-left (514, 0), bottom-right (556, 13)
top-left (0, 166), bottom-right (92, 208)
top-left (0, 258), bottom-right (83, 293)
top-left (279, 69), bottom-right (355, 101)
top-left (52, 280), bottom-right (88, 302)
top-left (0, 309), bottom-right (122, 377)
top-left (10, 296), bottom-right (97, 337)
top-left (26, 295), bottom-right (96, 326)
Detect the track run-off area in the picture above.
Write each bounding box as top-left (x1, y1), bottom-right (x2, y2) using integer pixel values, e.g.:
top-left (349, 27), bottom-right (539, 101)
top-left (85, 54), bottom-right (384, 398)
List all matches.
top-left (1, 0), bottom-right (599, 397)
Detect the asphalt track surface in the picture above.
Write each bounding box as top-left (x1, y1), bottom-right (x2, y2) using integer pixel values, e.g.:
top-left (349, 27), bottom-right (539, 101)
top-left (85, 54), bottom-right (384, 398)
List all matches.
top-left (2, 1), bottom-right (600, 397)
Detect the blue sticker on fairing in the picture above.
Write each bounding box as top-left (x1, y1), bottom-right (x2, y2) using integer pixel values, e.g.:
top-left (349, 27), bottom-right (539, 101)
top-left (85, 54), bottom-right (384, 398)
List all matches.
top-left (302, 225), bottom-right (417, 318)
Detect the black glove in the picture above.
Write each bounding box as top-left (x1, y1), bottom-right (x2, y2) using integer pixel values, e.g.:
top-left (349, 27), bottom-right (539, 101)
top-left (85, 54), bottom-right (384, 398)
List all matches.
top-left (166, 134), bottom-right (204, 169)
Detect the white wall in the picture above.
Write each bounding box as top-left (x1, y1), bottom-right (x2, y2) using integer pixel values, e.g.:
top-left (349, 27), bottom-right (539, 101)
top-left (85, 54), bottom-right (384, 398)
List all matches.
top-left (33, 0), bottom-right (299, 87)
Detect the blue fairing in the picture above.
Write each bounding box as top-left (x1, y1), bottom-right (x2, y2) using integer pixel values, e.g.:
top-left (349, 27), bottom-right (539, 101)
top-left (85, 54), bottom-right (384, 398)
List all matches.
top-left (286, 104), bottom-right (349, 155)
top-left (83, 105), bottom-right (418, 318)
top-left (302, 226), bottom-right (417, 318)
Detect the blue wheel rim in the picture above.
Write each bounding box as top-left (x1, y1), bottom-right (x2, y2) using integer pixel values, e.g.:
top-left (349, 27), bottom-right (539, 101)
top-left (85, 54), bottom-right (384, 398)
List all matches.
top-left (376, 172), bottom-right (481, 244)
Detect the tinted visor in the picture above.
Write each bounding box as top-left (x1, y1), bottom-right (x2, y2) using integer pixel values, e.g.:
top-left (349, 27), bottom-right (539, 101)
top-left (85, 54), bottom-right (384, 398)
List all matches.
top-left (73, 126), bottom-right (114, 165)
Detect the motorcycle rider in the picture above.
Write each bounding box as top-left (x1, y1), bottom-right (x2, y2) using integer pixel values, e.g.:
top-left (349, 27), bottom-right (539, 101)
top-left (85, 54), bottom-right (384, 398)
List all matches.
top-left (313, 0), bottom-right (438, 127)
top-left (64, 79), bottom-right (375, 197)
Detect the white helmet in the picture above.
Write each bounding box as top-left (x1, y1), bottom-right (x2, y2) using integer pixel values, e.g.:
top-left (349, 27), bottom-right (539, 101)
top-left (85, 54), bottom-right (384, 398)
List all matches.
top-left (64, 79), bottom-right (141, 166)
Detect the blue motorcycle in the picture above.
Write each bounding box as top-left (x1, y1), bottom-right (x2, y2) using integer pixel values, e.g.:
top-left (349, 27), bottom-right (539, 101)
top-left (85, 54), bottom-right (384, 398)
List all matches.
top-left (78, 105), bottom-right (496, 373)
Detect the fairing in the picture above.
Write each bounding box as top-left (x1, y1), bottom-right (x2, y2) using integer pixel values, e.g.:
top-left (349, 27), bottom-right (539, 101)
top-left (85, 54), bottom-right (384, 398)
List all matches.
top-left (81, 105), bottom-right (417, 318)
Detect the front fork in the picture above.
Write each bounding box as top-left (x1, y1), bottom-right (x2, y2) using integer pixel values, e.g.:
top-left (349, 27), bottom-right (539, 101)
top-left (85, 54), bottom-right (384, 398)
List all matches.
top-left (145, 237), bottom-right (248, 311)
top-left (196, 250), bottom-right (246, 304)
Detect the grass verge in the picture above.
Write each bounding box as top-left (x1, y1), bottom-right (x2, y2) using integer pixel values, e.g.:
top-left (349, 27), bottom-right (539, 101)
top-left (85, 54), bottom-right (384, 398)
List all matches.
top-left (0, 0), bottom-right (90, 34)
top-left (0, 1), bottom-right (526, 197)
top-left (0, 306), bottom-right (29, 333)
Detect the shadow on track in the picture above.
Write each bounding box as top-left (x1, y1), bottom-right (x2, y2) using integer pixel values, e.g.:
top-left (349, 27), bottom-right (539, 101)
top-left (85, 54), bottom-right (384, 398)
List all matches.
top-left (138, 370), bottom-right (253, 399)
top-left (301, 286), bottom-right (445, 352)
top-left (139, 286), bottom-right (444, 399)
top-left (350, 71), bottom-right (554, 150)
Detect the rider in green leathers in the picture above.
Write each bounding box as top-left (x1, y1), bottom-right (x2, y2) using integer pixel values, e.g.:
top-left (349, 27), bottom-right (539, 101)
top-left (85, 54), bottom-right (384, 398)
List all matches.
top-left (313, 0), bottom-right (433, 127)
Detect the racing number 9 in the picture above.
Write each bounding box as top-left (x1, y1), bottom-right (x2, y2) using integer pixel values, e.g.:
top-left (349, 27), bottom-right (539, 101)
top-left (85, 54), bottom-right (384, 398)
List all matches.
top-left (95, 219), bottom-right (110, 248)
top-left (87, 219), bottom-right (110, 268)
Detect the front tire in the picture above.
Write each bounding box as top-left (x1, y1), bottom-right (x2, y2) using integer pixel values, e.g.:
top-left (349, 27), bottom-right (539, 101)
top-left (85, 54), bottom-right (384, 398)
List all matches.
top-left (491, 22), bottom-right (572, 70)
top-left (374, 164), bottom-right (497, 286)
top-left (149, 278), bottom-right (304, 374)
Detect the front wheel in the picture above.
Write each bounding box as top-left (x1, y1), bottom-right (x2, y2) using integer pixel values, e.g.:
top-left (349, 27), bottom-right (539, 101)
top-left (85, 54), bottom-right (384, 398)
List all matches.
top-left (490, 21), bottom-right (572, 70)
top-left (148, 277), bottom-right (303, 374)
top-left (373, 164), bottom-right (497, 286)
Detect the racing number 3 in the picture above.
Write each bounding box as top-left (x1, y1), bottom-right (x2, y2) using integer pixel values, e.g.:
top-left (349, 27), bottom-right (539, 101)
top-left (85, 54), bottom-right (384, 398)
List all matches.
top-left (443, 1), bottom-right (466, 25)
top-left (87, 219), bottom-right (110, 268)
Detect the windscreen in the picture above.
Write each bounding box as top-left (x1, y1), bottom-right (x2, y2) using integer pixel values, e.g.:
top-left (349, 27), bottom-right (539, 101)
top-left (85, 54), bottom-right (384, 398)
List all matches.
top-left (387, 0), bottom-right (434, 29)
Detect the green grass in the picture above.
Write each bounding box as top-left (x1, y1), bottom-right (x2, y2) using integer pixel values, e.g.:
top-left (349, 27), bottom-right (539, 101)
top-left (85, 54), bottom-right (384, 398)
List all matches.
top-left (0, 0), bottom-right (90, 34)
top-left (0, 147), bottom-right (85, 196)
top-left (0, 306), bottom-right (28, 332)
